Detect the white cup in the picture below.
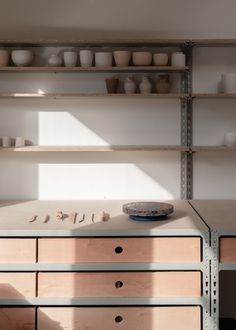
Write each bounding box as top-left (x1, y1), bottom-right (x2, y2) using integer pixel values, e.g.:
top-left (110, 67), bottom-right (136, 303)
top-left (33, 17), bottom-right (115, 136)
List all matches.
top-left (224, 132), bottom-right (236, 147)
top-left (95, 52), bottom-right (112, 67)
top-left (63, 51), bottom-right (77, 67)
top-left (15, 137), bottom-right (25, 147)
top-left (2, 136), bottom-right (11, 148)
top-left (171, 52), bottom-right (186, 67)
top-left (80, 50), bottom-right (93, 67)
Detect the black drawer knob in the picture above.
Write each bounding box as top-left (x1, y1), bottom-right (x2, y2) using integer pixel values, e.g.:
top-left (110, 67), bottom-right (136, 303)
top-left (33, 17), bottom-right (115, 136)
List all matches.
top-left (115, 315), bottom-right (123, 323)
top-left (115, 280), bottom-right (123, 288)
top-left (115, 246), bottom-right (123, 254)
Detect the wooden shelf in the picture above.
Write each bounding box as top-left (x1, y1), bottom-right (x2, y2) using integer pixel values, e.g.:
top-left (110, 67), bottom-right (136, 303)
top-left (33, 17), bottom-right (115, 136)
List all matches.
top-left (191, 146), bottom-right (236, 152)
top-left (192, 93), bottom-right (236, 99)
top-left (0, 66), bottom-right (189, 73)
top-left (0, 145), bottom-right (188, 152)
top-left (192, 39), bottom-right (236, 46)
top-left (0, 93), bottom-right (188, 99)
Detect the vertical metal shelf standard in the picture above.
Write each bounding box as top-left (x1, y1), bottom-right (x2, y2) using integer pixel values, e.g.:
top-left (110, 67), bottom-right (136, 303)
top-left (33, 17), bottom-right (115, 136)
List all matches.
top-left (181, 42), bottom-right (193, 200)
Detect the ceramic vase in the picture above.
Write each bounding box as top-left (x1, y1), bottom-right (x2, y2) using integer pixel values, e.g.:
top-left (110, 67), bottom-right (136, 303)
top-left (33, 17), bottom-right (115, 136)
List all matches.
top-left (139, 76), bottom-right (152, 94)
top-left (124, 77), bottom-right (136, 94)
top-left (80, 50), bottom-right (93, 67)
top-left (48, 54), bottom-right (62, 67)
top-left (105, 78), bottom-right (119, 94)
top-left (0, 50), bottom-right (10, 67)
top-left (63, 51), bottom-right (77, 67)
top-left (156, 75), bottom-right (171, 93)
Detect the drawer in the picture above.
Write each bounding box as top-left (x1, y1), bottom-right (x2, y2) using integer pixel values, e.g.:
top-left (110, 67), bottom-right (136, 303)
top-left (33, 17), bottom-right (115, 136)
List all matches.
top-left (0, 308), bottom-right (35, 329)
top-left (38, 271), bottom-right (201, 298)
top-left (0, 273), bottom-right (36, 298)
top-left (38, 237), bottom-right (201, 264)
top-left (38, 307), bottom-right (201, 330)
top-left (0, 239), bottom-right (36, 263)
top-left (220, 237), bottom-right (236, 263)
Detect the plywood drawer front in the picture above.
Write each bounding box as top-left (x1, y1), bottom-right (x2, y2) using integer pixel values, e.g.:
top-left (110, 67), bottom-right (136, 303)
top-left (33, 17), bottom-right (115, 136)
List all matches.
top-left (0, 308), bottom-right (35, 329)
top-left (220, 238), bottom-right (236, 262)
top-left (38, 307), bottom-right (201, 330)
top-left (38, 237), bottom-right (201, 264)
top-left (0, 239), bottom-right (36, 263)
top-left (0, 273), bottom-right (36, 298)
top-left (38, 272), bottom-right (201, 298)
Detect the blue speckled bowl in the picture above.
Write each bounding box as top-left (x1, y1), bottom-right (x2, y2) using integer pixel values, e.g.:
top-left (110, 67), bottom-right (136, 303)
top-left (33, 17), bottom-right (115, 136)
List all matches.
top-left (123, 202), bottom-right (174, 221)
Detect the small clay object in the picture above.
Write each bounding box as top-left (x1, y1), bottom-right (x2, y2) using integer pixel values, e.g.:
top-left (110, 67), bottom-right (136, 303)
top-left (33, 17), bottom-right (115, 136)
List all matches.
top-left (43, 214), bottom-right (50, 223)
top-left (79, 214), bottom-right (85, 223)
top-left (91, 213), bottom-right (95, 223)
top-left (55, 211), bottom-right (63, 221)
top-left (99, 211), bottom-right (110, 222)
top-left (29, 215), bottom-right (37, 223)
top-left (69, 212), bottom-right (77, 224)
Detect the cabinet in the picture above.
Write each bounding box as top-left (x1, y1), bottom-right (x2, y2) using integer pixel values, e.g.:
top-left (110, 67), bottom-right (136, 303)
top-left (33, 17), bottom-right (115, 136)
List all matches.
top-left (0, 200), bottom-right (209, 329)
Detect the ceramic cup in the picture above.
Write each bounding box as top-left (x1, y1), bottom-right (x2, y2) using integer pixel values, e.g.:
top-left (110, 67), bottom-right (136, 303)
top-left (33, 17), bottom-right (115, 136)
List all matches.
top-left (171, 52), bottom-right (186, 67)
top-left (63, 51), bottom-right (77, 67)
top-left (153, 53), bottom-right (169, 66)
top-left (2, 136), bottom-right (11, 148)
top-left (113, 50), bottom-right (131, 67)
top-left (80, 50), bottom-right (93, 67)
top-left (95, 52), bottom-right (112, 67)
top-left (15, 137), bottom-right (25, 147)
top-left (221, 73), bottom-right (236, 93)
top-left (224, 132), bottom-right (236, 147)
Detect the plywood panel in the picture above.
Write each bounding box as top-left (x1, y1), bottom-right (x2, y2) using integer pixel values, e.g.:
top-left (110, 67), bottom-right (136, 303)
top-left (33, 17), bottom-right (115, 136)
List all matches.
top-left (0, 308), bottom-right (35, 330)
top-left (38, 272), bottom-right (201, 298)
top-left (0, 273), bottom-right (36, 298)
top-left (0, 239), bottom-right (36, 263)
top-left (38, 307), bottom-right (201, 330)
top-left (38, 237), bottom-right (201, 264)
top-left (220, 238), bottom-right (236, 262)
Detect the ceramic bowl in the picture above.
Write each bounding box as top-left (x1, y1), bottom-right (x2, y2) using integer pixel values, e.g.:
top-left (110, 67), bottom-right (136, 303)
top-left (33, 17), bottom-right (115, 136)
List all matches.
top-left (153, 53), bottom-right (169, 66)
top-left (113, 50), bottom-right (131, 67)
top-left (132, 52), bottom-right (152, 66)
top-left (11, 50), bottom-right (34, 67)
top-left (95, 52), bottom-right (112, 67)
top-left (0, 50), bottom-right (10, 67)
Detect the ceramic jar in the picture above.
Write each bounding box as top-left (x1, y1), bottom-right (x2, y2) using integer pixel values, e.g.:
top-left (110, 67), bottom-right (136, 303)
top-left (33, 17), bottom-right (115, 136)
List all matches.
top-left (47, 54), bottom-right (62, 67)
top-left (153, 53), bottom-right (168, 66)
top-left (221, 73), bottom-right (236, 93)
top-left (156, 75), bottom-right (171, 93)
top-left (105, 78), bottom-right (119, 94)
top-left (224, 132), bottom-right (236, 147)
top-left (124, 77), bottom-right (136, 94)
top-left (132, 52), bottom-right (152, 66)
top-left (0, 50), bottom-right (10, 67)
top-left (80, 50), bottom-right (93, 67)
top-left (171, 52), bottom-right (186, 67)
top-left (139, 76), bottom-right (152, 94)
top-left (113, 50), bottom-right (131, 67)
top-left (95, 52), bottom-right (112, 67)
top-left (63, 51), bottom-right (77, 67)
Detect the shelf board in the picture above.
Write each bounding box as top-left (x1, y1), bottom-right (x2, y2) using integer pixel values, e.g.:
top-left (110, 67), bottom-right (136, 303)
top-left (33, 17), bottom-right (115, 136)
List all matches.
top-left (0, 145), bottom-right (188, 152)
top-left (191, 146), bottom-right (236, 152)
top-left (0, 66), bottom-right (189, 73)
top-left (192, 39), bottom-right (236, 46)
top-left (193, 93), bottom-right (236, 99)
top-left (0, 93), bottom-right (188, 99)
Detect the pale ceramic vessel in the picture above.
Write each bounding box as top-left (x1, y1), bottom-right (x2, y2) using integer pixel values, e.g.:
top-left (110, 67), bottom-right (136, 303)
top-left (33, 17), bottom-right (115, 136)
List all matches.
top-left (113, 50), bottom-right (131, 67)
top-left (95, 52), bottom-right (112, 67)
top-left (2, 136), bottom-right (11, 148)
top-left (224, 132), bottom-right (236, 147)
top-left (132, 52), bottom-right (152, 66)
top-left (153, 53), bottom-right (169, 66)
top-left (221, 73), bottom-right (236, 93)
top-left (15, 137), bottom-right (25, 147)
top-left (171, 52), bottom-right (186, 66)
top-left (139, 76), bottom-right (152, 94)
top-left (156, 75), bottom-right (171, 93)
top-left (124, 77), bottom-right (136, 94)
top-left (48, 54), bottom-right (62, 67)
top-left (80, 50), bottom-right (93, 67)
top-left (11, 50), bottom-right (34, 66)
top-left (0, 50), bottom-right (10, 67)
top-left (63, 51), bottom-right (77, 67)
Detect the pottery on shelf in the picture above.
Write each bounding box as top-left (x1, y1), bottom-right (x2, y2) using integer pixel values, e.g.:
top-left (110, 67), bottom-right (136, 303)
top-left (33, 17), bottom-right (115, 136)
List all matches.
top-left (153, 53), bottom-right (169, 66)
top-left (155, 75), bottom-right (171, 93)
top-left (0, 50), bottom-right (10, 67)
top-left (63, 51), bottom-right (77, 67)
top-left (124, 77), bottom-right (136, 94)
top-left (113, 50), bottom-right (131, 67)
top-left (95, 52), bottom-right (112, 67)
top-left (132, 52), bottom-right (152, 66)
top-left (105, 78), bottom-right (119, 94)
top-left (221, 73), bottom-right (236, 93)
top-left (47, 54), bottom-right (62, 67)
top-left (224, 132), bottom-right (236, 147)
top-left (171, 52), bottom-right (186, 67)
top-left (80, 50), bottom-right (93, 67)
top-left (139, 76), bottom-right (152, 94)
top-left (11, 50), bottom-right (34, 67)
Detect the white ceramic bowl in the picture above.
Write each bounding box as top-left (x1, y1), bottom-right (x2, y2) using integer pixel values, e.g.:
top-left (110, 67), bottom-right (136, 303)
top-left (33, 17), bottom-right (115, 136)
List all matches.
top-left (95, 52), bottom-right (112, 67)
top-left (0, 50), bottom-right (10, 67)
top-left (153, 53), bottom-right (169, 66)
top-left (11, 50), bottom-right (34, 67)
top-left (132, 52), bottom-right (152, 66)
top-left (113, 50), bottom-right (131, 67)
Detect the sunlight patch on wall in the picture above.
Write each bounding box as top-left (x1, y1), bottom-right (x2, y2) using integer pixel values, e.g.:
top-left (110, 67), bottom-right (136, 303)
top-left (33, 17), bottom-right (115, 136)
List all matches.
top-left (38, 112), bottom-right (109, 146)
top-left (38, 164), bottom-right (173, 200)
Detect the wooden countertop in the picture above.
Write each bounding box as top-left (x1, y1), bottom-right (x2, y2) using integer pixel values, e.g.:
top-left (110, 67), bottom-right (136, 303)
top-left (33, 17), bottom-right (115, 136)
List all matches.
top-left (0, 200), bottom-right (207, 237)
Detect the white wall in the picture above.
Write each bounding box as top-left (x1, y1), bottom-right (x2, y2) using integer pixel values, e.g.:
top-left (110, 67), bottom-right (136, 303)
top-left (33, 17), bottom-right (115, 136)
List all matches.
top-left (0, 1), bottom-right (236, 200)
